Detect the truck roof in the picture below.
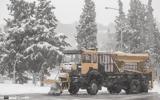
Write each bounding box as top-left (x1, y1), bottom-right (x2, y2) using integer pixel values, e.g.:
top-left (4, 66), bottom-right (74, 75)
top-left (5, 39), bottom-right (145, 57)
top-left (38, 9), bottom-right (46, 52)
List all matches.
top-left (63, 49), bottom-right (97, 54)
top-left (63, 50), bottom-right (81, 54)
top-left (112, 51), bottom-right (149, 63)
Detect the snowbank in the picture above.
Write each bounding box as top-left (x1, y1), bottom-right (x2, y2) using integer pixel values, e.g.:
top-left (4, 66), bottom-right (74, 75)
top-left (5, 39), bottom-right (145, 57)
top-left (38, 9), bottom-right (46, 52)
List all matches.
top-left (150, 81), bottom-right (160, 94)
top-left (0, 83), bottom-right (159, 95)
top-left (0, 83), bottom-right (50, 95)
top-left (0, 69), bottom-right (59, 95)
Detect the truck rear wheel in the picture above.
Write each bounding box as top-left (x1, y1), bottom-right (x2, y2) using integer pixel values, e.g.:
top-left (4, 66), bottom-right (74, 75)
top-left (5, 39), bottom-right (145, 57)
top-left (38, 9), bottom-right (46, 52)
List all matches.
top-left (68, 84), bottom-right (79, 95)
top-left (127, 79), bottom-right (141, 94)
top-left (87, 80), bottom-right (98, 95)
top-left (108, 84), bottom-right (121, 94)
top-left (141, 80), bottom-right (149, 93)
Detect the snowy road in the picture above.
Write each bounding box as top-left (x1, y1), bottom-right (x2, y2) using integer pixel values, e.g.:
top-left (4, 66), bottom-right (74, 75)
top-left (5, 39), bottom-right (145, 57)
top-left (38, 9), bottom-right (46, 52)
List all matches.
top-left (36, 93), bottom-right (160, 100)
top-left (0, 82), bottom-right (159, 100)
top-left (1, 92), bottom-right (160, 100)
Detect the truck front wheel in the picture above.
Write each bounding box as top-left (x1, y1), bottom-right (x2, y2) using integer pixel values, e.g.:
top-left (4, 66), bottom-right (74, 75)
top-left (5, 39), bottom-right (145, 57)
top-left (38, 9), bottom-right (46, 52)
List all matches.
top-left (68, 84), bottom-right (79, 95)
top-left (87, 80), bottom-right (98, 95)
top-left (108, 85), bottom-right (121, 94)
top-left (126, 79), bottom-right (141, 94)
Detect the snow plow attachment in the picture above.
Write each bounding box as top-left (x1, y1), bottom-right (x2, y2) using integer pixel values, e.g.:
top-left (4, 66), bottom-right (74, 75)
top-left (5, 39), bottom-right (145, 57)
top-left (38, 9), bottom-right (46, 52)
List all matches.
top-left (47, 72), bottom-right (70, 96)
top-left (48, 81), bottom-right (62, 96)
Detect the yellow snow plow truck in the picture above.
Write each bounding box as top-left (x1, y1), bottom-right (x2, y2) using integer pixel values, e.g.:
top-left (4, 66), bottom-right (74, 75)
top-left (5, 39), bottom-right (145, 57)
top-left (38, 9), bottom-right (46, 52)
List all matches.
top-left (49, 49), bottom-right (153, 95)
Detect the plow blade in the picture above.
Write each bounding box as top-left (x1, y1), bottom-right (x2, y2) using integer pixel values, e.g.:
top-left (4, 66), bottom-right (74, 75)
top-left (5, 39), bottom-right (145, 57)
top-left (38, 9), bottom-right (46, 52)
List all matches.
top-left (43, 79), bottom-right (62, 96)
top-left (48, 81), bottom-right (62, 96)
top-left (46, 73), bottom-right (70, 95)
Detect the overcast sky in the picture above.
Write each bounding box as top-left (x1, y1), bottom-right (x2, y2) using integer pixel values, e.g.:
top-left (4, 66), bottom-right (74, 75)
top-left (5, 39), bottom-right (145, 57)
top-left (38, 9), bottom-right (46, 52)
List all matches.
top-left (0, 0), bottom-right (160, 25)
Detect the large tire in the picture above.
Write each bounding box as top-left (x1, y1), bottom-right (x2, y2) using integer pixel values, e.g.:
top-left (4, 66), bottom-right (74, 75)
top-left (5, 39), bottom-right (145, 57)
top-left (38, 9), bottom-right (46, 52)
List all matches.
top-left (141, 80), bottom-right (149, 93)
top-left (87, 80), bottom-right (98, 95)
top-left (68, 84), bottom-right (79, 95)
top-left (127, 79), bottom-right (141, 94)
top-left (108, 84), bottom-right (121, 94)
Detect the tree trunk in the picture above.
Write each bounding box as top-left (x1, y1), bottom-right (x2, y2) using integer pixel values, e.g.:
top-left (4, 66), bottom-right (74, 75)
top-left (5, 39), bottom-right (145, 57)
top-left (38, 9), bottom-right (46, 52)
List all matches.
top-left (32, 72), bottom-right (37, 85)
top-left (40, 73), bottom-right (44, 86)
top-left (39, 69), bottom-right (45, 86)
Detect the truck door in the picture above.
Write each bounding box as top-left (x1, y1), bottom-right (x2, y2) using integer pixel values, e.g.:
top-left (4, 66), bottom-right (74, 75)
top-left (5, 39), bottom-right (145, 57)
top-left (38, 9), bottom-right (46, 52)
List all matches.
top-left (81, 52), bottom-right (98, 75)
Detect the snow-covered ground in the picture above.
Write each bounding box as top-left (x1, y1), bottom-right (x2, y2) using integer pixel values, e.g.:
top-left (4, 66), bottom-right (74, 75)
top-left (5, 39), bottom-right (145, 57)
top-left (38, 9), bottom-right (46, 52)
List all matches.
top-left (0, 68), bottom-right (160, 96)
top-left (0, 83), bottom-right (50, 95)
top-left (150, 81), bottom-right (160, 93)
top-left (0, 82), bottom-right (159, 95)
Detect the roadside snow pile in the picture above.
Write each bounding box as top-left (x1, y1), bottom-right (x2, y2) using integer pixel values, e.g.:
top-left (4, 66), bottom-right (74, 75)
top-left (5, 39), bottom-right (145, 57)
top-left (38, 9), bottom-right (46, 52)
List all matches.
top-left (0, 83), bottom-right (50, 95)
top-left (150, 81), bottom-right (160, 94)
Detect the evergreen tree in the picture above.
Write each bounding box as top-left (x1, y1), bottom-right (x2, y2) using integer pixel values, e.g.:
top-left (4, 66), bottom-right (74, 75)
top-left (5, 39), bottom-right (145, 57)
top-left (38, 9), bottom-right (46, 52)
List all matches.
top-left (115, 0), bottom-right (125, 51)
top-left (1, 0), bottom-right (35, 81)
top-left (76, 0), bottom-right (97, 49)
top-left (25, 0), bottom-right (69, 85)
top-left (1, 0), bottom-right (69, 84)
top-left (145, 0), bottom-right (155, 50)
top-left (145, 0), bottom-right (160, 68)
top-left (145, 0), bottom-right (160, 52)
top-left (115, 0), bottom-right (133, 52)
top-left (127, 0), bottom-right (146, 53)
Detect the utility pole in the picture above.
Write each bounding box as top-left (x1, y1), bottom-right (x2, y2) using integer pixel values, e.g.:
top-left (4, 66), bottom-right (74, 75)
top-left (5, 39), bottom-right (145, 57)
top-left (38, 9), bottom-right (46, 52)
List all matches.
top-left (105, 7), bottom-right (118, 11)
top-left (105, 6), bottom-right (123, 51)
top-left (120, 30), bottom-right (123, 51)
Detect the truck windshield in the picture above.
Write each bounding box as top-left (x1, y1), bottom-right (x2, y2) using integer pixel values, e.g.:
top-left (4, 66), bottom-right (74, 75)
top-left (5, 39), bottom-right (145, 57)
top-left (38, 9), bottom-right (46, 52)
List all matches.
top-left (62, 54), bottom-right (81, 63)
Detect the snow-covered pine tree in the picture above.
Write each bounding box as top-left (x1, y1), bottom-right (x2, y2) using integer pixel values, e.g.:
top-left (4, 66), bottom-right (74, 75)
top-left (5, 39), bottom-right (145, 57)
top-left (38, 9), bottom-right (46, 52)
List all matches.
top-left (145, 0), bottom-right (160, 71)
top-left (24, 0), bottom-right (69, 86)
top-left (76, 0), bottom-right (97, 49)
top-left (145, 0), bottom-right (155, 50)
top-left (145, 0), bottom-right (160, 52)
top-left (1, 0), bottom-right (35, 82)
top-left (2, 0), bottom-right (69, 84)
top-left (127, 0), bottom-right (146, 53)
top-left (115, 0), bottom-right (133, 52)
top-left (25, 0), bottom-right (70, 86)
